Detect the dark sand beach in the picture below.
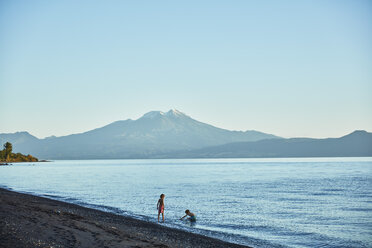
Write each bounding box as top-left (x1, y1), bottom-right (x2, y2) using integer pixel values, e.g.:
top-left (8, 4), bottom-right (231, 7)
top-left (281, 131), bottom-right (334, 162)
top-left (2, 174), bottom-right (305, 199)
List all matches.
top-left (0, 188), bottom-right (250, 248)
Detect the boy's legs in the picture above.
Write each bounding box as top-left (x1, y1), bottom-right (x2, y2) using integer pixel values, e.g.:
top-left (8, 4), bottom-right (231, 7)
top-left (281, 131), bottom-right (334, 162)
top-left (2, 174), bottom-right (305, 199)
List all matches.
top-left (162, 212), bottom-right (164, 222)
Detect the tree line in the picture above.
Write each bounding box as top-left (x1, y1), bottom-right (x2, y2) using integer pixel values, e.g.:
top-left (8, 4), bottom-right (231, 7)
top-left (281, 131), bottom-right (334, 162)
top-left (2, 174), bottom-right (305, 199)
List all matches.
top-left (0, 142), bottom-right (38, 162)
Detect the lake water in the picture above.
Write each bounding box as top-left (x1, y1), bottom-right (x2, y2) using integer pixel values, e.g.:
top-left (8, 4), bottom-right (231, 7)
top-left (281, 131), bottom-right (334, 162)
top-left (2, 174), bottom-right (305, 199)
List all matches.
top-left (1, 158), bottom-right (372, 247)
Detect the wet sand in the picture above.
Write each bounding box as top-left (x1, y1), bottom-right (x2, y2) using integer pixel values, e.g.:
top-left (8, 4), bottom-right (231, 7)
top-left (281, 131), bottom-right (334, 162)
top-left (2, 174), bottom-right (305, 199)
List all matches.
top-left (0, 188), bottom-right (250, 248)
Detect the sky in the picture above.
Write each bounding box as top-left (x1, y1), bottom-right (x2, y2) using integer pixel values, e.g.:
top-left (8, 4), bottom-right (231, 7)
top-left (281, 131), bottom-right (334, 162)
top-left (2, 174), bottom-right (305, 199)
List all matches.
top-left (0, 0), bottom-right (371, 139)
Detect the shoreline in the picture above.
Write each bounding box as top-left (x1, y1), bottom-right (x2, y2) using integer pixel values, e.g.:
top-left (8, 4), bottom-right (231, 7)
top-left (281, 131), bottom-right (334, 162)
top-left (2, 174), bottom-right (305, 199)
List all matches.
top-left (0, 160), bottom-right (50, 164)
top-left (0, 188), bottom-right (250, 248)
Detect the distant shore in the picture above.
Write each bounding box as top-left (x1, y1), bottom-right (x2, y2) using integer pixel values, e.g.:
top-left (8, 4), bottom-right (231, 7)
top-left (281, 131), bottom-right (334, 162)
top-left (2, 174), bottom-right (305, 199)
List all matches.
top-left (0, 188), bottom-right (250, 248)
top-left (0, 160), bottom-right (50, 165)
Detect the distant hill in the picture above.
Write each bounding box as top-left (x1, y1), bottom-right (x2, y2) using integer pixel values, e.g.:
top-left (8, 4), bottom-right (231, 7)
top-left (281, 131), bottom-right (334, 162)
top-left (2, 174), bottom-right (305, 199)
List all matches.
top-left (0, 131), bottom-right (39, 146)
top-left (0, 110), bottom-right (279, 159)
top-left (169, 130), bottom-right (372, 158)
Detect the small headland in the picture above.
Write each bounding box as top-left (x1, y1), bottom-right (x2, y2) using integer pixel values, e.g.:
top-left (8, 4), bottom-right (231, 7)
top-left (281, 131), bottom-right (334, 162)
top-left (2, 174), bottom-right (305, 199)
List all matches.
top-left (0, 142), bottom-right (39, 163)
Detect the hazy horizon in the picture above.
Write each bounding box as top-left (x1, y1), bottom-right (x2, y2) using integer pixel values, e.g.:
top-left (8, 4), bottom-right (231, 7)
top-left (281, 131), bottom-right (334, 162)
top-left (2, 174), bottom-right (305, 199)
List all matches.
top-left (1, 1), bottom-right (371, 139)
top-left (1, 108), bottom-right (370, 140)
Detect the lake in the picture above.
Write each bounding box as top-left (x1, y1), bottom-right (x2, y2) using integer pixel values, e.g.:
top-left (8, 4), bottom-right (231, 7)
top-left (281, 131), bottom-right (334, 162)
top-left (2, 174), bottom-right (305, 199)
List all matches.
top-left (1, 158), bottom-right (371, 247)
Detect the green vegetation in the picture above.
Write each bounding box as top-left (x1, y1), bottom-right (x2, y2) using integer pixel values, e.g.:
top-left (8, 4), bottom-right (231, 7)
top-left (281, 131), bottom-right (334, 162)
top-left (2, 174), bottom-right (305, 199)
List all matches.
top-left (0, 142), bottom-right (38, 162)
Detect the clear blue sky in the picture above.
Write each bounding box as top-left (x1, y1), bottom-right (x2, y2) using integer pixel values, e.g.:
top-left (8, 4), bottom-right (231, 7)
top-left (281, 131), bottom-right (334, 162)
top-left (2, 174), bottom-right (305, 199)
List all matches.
top-left (0, 0), bottom-right (371, 138)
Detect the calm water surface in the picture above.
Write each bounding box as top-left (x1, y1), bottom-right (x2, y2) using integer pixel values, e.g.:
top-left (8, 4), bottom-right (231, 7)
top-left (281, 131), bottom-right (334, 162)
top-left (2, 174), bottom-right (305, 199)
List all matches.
top-left (1, 158), bottom-right (371, 248)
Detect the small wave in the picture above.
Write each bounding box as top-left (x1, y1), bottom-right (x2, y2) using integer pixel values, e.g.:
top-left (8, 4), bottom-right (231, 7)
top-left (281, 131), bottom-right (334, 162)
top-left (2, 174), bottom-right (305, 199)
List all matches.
top-left (0, 185), bottom-right (13, 191)
top-left (311, 192), bottom-right (341, 196)
top-left (42, 194), bottom-right (64, 199)
top-left (340, 207), bottom-right (372, 212)
top-left (322, 188), bottom-right (345, 192)
top-left (208, 222), bottom-right (286, 234)
top-left (277, 197), bottom-right (312, 202)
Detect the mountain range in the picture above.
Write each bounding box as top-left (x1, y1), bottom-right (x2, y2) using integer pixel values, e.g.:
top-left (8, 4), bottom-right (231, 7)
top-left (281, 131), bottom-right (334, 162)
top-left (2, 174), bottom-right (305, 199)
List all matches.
top-left (1, 110), bottom-right (371, 159)
top-left (0, 110), bottom-right (279, 159)
top-left (169, 130), bottom-right (372, 158)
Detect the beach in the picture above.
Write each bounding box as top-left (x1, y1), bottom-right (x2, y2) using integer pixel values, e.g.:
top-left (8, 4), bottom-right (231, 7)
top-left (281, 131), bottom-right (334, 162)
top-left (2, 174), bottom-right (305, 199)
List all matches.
top-left (0, 188), bottom-right (249, 248)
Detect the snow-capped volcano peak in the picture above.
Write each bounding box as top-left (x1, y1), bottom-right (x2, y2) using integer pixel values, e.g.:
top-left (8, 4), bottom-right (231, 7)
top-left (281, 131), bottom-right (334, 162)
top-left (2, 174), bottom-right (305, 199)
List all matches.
top-left (165, 109), bottom-right (185, 117)
top-left (140, 109), bottom-right (186, 119)
top-left (141, 111), bottom-right (165, 119)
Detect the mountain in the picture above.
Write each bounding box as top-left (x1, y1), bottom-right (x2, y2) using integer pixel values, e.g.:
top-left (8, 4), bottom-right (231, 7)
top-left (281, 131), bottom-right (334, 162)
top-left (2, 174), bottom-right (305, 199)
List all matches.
top-left (0, 131), bottom-right (39, 145)
top-left (170, 130), bottom-right (372, 158)
top-left (0, 132), bottom-right (40, 152)
top-left (0, 110), bottom-right (279, 159)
